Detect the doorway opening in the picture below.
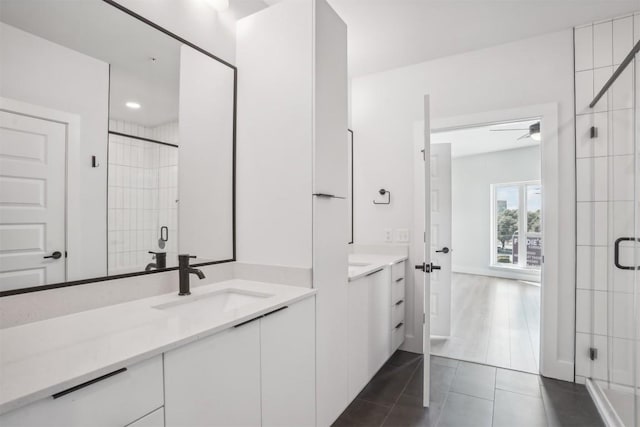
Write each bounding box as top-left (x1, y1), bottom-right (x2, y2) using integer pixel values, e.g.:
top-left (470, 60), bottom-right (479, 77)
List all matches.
top-left (428, 118), bottom-right (542, 374)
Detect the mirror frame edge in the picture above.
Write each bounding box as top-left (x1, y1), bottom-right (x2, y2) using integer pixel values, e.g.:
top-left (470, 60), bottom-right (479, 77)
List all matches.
top-left (0, 0), bottom-right (238, 298)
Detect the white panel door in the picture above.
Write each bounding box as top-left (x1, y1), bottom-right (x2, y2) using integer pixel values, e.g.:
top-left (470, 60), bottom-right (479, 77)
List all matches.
top-left (421, 96), bottom-right (432, 407)
top-left (430, 143), bottom-right (452, 337)
top-left (0, 110), bottom-right (66, 291)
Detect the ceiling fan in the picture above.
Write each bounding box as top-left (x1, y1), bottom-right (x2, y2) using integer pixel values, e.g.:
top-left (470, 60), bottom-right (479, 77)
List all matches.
top-left (490, 121), bottom-right (541, 141)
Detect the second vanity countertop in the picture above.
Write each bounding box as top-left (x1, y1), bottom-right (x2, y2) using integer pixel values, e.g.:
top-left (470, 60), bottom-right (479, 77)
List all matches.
top-left (348, 253), bottom-right (408, 281)
top-left (0, 280), bottom-right (316, 415)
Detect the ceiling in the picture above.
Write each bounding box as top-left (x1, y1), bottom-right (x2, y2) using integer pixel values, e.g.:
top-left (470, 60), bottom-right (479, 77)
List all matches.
top-left (1, 0), bottom-right (182, 127)
top-left (431, 119), bottom-right (540, 158)
top-left (262, 0), bottom-right (639, 76)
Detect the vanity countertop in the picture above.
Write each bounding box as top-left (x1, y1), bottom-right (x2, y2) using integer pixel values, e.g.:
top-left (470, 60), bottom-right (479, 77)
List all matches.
top-left (348, 253), bottom-right (408, 281)
top-left (0, 280), bottom-right (315, 415)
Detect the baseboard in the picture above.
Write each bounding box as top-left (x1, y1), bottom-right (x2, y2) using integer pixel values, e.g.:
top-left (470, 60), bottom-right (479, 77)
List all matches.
top-left (586, 378), bottom-right (625, 427)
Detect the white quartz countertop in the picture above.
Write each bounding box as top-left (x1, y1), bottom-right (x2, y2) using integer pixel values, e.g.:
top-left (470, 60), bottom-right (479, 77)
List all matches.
top-left (348, 253), bottom-right (408, 281)
top-left (0, 279), bottom-right (315, 415)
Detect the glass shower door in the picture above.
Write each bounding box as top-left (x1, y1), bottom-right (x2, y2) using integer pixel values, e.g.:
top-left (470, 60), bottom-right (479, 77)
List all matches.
top-left (579, 42), bottom-right (639, 427)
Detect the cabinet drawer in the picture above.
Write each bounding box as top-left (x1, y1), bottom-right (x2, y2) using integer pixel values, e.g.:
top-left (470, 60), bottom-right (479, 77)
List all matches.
top-left (0, 356), bottom-right (164, 427)
top-left (391, 322), bottom-right (405, 351)
top-left (392, 277), bottom-right (405, 303)
top-left (391, 261), bottom-right (405, 282)
top-left (392, 299), bottom-right (405, 327)
top-left (127, 407), bottom-right (164, 427)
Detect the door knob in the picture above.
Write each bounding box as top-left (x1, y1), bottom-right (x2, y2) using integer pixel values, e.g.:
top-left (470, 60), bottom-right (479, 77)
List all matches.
top-left (415, 262), bottom-right (441, 273)
top-left (435, 247), bottom-right (450, 254)
top-left (43, 251), bottom-right (62, 260)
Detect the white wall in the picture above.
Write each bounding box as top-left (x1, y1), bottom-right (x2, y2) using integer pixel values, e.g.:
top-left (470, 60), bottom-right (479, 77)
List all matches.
top-left (0, 23), bottom-right (110, 281)
top-left (451, 146), bottom-right (541, 279)
top-left (351, 29), bottom-right (576, 377)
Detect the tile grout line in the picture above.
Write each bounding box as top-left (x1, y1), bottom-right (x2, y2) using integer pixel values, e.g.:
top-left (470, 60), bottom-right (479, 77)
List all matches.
top-left (379, 358), bottom-right (423, 427)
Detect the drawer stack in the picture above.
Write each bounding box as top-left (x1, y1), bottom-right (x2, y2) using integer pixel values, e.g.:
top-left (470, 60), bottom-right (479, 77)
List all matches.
top-left (390, 260), bottom-right (406, 351)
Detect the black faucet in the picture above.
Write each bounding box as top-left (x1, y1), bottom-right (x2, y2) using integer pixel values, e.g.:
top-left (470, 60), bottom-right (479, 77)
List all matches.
top-left (145, 251), bottom-right (167, 271)
top-left (178, 254), bottom-right (205, 296)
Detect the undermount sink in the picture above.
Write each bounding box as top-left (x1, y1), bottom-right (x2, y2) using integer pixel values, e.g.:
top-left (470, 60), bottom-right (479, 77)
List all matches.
top-left (348, 261), bottom-right (371, 267)
top-left (153, 289), bottom-right (273, 316)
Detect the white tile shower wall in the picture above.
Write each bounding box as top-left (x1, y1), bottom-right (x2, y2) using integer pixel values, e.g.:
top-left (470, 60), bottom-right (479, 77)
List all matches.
top-left (108, 120), bottom-right (178, 274)
top-left (573, 13), bottom-right (638, 385)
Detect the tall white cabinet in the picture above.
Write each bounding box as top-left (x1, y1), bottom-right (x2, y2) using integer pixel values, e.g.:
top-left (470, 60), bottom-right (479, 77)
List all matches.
top-left (237, 0), bottom-right (349, 425)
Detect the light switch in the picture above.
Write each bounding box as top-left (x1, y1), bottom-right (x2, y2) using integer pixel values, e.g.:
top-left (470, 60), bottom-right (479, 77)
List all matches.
top-left (396, 229), bottom-right (409, 242)
top-left (384, 228), bottom-right (393, 242)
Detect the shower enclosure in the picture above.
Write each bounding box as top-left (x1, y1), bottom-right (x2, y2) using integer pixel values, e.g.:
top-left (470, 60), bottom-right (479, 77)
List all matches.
top-left (579, 38), bottom-right (639, 427)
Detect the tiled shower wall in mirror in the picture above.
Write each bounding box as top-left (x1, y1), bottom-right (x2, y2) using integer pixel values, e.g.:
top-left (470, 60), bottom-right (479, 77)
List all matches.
top-left (107, 120), bottom-right (178, 275)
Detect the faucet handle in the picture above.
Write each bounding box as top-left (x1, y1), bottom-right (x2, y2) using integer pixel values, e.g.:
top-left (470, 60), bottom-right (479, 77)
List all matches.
top-left (179, 254), bottom-right (197, 259)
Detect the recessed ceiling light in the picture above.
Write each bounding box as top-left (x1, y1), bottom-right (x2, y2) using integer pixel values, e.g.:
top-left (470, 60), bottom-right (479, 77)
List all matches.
top-left (126, 101), bottom-right (141, 110)
top-left (207, 0), bottom-right (229, 11)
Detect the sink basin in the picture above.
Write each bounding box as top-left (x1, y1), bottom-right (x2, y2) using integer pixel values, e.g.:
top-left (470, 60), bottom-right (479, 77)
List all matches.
top-left (153, 289), bottom-right (273, 316)
top-left (348, 262), bottom-right (371, 267)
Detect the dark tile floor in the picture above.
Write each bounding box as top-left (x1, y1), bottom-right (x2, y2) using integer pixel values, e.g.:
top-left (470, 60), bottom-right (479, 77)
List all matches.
top-left (333, 351), bottom-right (604, 427)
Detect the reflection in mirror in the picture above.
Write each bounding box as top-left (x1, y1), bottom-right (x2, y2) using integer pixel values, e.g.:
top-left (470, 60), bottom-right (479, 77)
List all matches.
top-left (0, 0), bottom-right (235, 294)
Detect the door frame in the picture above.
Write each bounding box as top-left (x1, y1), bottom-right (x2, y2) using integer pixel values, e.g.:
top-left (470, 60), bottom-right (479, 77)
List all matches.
top-left (412, 102), bottom-right (574, 382)
top-left (0, 97), bottom-right (81, 283)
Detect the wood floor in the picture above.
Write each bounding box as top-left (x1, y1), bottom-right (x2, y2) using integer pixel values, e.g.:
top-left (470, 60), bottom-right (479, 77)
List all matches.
top-left (430, 273), bottom-right (540, 374)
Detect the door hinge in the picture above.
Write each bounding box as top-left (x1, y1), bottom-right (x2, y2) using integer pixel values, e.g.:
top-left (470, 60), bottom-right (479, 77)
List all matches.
top-left (421, 149), bottom-right (425, 161)
top-left (423, 313), bottom-right (426, 324)
top-left (590, 126), bottom-right (598, 139)
top-left (589, 347), bottom-right (598, 361)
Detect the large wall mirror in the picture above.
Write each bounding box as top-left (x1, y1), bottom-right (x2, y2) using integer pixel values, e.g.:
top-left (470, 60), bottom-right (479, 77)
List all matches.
top-left (0, 0), bottom-right (235, 295)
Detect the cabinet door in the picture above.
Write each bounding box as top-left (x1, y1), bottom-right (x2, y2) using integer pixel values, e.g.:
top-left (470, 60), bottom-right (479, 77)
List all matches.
top-left (368, 269), bottom-right (391, 377)
top-left (347, 276), bottom-right (370, 400)
top-left (164, 322), bottom-right (261, 427)
top-left (313, 196), bottom-right (349, 426)
top-left (313, 0), bottom-right (348, 197)
top-left (261, 297), bottom-right (316, 427)
top-left (0, 356), bottom-right (163, 427)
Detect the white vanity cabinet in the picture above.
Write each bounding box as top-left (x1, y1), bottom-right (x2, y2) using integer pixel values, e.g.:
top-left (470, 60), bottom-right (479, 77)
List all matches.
top-left (261, 296), bottom-right (315, 427)
top-left (391, 261), bottom-right (406, 352)
top-left (164, 296), bottom-right (316, 427)
top-left (0, 356), bottom-right (164, 427)
top-left (347, 272), bottom-right (370, 400)
top-left (347, 267), bottom-right (391, 399)
top-left (164, 320), bottom-right (262, 427)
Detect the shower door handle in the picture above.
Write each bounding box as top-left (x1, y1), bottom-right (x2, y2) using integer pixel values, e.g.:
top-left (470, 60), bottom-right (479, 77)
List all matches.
top-left (614, 237), bottom-right (640, 270)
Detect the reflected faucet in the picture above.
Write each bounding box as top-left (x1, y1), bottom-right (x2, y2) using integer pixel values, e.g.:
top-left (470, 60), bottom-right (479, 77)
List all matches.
top-left (178, 254), bottom-right (205, 296)
top-left (145, 251), bottom-right (167, 271)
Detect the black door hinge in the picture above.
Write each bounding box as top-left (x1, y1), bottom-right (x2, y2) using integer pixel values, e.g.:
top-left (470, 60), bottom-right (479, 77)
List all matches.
top-left (589, 347), bottom-right (598, 361)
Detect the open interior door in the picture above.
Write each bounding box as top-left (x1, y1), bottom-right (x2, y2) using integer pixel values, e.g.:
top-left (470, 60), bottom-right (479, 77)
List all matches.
top-left (429, 143), bottom-right (452, 337)
top-left (418, 95), bottom-right (432, 407)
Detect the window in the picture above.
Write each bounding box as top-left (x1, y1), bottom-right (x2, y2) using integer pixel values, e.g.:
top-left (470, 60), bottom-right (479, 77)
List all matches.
top-left (491, 181), bottom-right (542, 270)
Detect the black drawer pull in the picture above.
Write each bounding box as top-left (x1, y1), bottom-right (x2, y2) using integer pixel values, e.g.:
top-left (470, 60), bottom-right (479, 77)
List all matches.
top-left (366, 268), bottom-right (384, 277)
top-left (234, 316), bottom-right (261, 328)
top-left (395, 299), bottom-right (404, 306)
top-left (395, 277), bottom-right (404, 282)
top-left (395, 322), bottom-right (404, 329)
top-left (52, 368), bottom-right (127, 399)
top-left (264, 306), bottom-right (288, 317)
